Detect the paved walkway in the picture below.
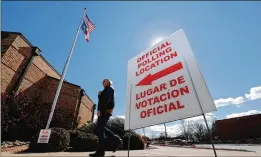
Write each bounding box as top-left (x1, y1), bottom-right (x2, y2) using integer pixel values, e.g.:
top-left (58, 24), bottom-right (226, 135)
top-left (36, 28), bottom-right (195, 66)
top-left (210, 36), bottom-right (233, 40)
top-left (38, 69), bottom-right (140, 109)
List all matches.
top-left (195, 144), bottom-right (261, 153)
top-left (1, 145), bottom-right (261, 156)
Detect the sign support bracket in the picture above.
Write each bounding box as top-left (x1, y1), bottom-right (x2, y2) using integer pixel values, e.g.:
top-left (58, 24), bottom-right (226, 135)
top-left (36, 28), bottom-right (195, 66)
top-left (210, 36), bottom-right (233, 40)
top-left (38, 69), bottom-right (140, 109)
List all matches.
top-left (183, 59), bottom-right (217, 157)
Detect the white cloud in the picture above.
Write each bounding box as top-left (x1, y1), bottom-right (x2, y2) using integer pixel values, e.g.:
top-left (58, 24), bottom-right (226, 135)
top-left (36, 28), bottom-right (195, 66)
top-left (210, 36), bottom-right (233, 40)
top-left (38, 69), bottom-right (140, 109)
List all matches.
top-left (226, 110), bottom-right (261, 119)
top-left (214, 86), bottom-right (261, 108)
top-left (214, 97), bottom-right (245, 107)
top-left (115, 115), bottom-right (125, 119)
top-left (206, 112), bottom-right (215, 116)
top-left (167, 124), bottom-right (183, 137)
top-left (147, 123), bottom-right (183, 137)
top-left (245, 86), bottom-right (261, 101)
top-left (184, 112), bottom-right (215, 125)
top-left (93, 114), bottom-right (125, 122)
top-left (148, 125), bottom-right (166, 132)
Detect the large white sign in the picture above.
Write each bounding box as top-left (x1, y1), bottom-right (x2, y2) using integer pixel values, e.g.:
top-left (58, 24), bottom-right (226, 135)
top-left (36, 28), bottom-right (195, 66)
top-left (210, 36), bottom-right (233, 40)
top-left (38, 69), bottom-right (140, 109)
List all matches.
top-left (125, 29), bottom-right (217, 130)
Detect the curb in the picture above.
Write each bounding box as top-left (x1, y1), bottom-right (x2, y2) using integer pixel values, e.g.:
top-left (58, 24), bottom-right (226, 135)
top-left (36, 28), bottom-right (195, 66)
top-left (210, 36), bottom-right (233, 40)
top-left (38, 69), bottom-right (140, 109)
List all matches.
top-left (153, 144), bottom-right (255, 152)
top-left (192, 146), bottom-right (254, 152)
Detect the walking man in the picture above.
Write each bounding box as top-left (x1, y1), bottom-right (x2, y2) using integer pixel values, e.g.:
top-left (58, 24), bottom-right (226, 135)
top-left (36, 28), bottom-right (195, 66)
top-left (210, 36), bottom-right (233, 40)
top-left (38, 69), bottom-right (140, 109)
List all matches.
top-left (90, 79), bottom-right (122, 157)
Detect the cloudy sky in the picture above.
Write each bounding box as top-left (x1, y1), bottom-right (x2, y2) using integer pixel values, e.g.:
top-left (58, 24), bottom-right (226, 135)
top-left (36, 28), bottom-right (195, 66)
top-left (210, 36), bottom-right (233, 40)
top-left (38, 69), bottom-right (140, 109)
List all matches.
top-left (2, 2), bottom-right (261, 137)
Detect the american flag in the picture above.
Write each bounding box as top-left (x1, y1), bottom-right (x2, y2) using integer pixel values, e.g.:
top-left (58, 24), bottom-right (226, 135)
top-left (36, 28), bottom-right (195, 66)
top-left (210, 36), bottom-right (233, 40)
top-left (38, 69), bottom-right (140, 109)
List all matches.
top-left (81, 13), bottom-right (95, 42)
top-left (84, 14), bottom-right (95, 32)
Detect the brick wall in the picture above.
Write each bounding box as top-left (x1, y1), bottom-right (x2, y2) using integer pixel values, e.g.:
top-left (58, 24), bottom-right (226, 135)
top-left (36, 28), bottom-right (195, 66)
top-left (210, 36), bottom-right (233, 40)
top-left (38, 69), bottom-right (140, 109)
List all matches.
top-left (33, 56), bottom-right (60, 79)
top-left (1, 32), bottom-right (59, 95)
top-left (77, 94), bottom-right (94, 127)
top-left (12, 35), bottom-right (30, 50)
top-left (16, 75), bottom-right (80, 113)
top-left (16, 72), bottom-right (95, 126)
top-left (1, 32), bottom-right (18, 57)
top-left (17, 58), bottom-right (46, 94)
top-left (1, 35), bottom-right (31, 94)
top-left (16, 62), bottom-right (46, 102)
top-left (215, 114), bottom-right (261, 140)
top-left (1, 63), bottom-right (19, 93)
top-left (1, 31), bottom-right (94, 127)
top-left (16, 75), bottom-right (94, 126)
top-left (40, 76), bottom-right (81, 110)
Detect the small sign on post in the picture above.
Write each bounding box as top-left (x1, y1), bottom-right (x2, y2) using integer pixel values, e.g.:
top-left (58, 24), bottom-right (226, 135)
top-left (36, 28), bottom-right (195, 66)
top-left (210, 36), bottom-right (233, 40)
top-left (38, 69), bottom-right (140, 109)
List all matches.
top-left (37, 129), bottom-right (51, 143)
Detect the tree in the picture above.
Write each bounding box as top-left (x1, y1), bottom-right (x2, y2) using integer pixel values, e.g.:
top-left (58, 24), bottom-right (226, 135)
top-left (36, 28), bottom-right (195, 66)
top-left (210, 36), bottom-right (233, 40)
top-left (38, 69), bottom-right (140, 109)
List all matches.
top-left (193, 123), bottom-right (206, 142)
top-left (179, 120), bottom-right (194, 141)
top-left (159, 133), bottom-right (165, 141)
top-left (106, 117), bottom-right (125, 137)
top-left (211, 119), bottom-right (217, 136)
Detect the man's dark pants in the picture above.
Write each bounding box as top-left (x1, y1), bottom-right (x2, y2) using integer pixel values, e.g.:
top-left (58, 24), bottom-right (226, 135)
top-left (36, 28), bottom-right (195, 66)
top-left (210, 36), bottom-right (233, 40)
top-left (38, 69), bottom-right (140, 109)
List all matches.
top-left (95, 112), bottom-right (120, 153)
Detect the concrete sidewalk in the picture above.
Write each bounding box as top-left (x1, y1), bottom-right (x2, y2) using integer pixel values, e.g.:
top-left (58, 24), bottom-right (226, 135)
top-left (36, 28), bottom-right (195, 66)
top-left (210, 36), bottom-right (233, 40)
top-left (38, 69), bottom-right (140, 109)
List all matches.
top-left (1, 146), bottom-right (261, 156)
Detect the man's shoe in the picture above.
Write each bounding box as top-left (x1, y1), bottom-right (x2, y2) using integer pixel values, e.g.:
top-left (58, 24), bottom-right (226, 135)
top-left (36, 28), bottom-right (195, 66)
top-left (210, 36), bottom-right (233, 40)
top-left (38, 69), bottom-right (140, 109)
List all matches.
top-left (113, 139), bottom-right (123, 153)
top-left (89, 151), bottom-right (105, 157)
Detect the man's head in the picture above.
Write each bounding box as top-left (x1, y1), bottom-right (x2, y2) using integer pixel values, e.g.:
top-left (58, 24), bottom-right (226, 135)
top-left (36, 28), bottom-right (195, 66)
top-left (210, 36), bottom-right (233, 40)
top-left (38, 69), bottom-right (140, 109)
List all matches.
top-left (102, 79), bottom-right (112, 88)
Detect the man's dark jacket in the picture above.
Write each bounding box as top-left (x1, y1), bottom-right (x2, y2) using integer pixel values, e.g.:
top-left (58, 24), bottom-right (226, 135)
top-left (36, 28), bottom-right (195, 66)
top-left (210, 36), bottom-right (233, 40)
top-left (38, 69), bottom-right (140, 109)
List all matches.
top-left (98, 86), bottom-right (115, 113)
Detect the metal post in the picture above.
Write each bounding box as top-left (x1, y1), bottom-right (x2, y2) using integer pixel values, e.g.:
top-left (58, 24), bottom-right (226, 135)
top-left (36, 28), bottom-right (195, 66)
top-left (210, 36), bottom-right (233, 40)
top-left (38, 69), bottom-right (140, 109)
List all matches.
top-left (45, 8), bottom-right (87, 129)
top-left (183, 59), bottom-right (217, 157)
top-left (164, 123), bottom-right (167, 143)
top-left (128, 130), bottom-right (131, 157)
top-left (143, 128), bottom-right (147, 149)
top-left (128, 84), bottom-right (133, 157)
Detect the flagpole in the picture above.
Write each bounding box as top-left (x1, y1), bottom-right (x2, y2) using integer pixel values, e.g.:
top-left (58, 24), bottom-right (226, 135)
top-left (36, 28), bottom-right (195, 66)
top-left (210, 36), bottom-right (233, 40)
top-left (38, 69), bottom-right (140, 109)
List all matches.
top-left (45, 8), bottom-right (87, 129)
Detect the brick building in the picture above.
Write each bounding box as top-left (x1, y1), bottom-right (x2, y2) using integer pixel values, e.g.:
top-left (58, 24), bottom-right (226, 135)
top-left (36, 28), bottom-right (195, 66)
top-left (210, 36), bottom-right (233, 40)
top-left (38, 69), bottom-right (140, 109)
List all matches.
top-left (1, 31), bottom-right (95, 127)
top-left (215, 114), bottom-right (261, 140)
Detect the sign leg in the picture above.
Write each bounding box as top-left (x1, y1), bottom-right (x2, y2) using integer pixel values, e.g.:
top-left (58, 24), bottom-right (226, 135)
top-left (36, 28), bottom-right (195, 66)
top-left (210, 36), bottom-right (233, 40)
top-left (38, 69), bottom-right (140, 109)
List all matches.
top-left (164, 123), bottom-right (167, 143)
top-left (127, 84), bottom-right (133, 157)
top-left (183, 59), bottom-right (217, 157)
top-left (202, 114), bottom-right (217, 157)
top-left (128, 130), bottom-right (131, 157)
